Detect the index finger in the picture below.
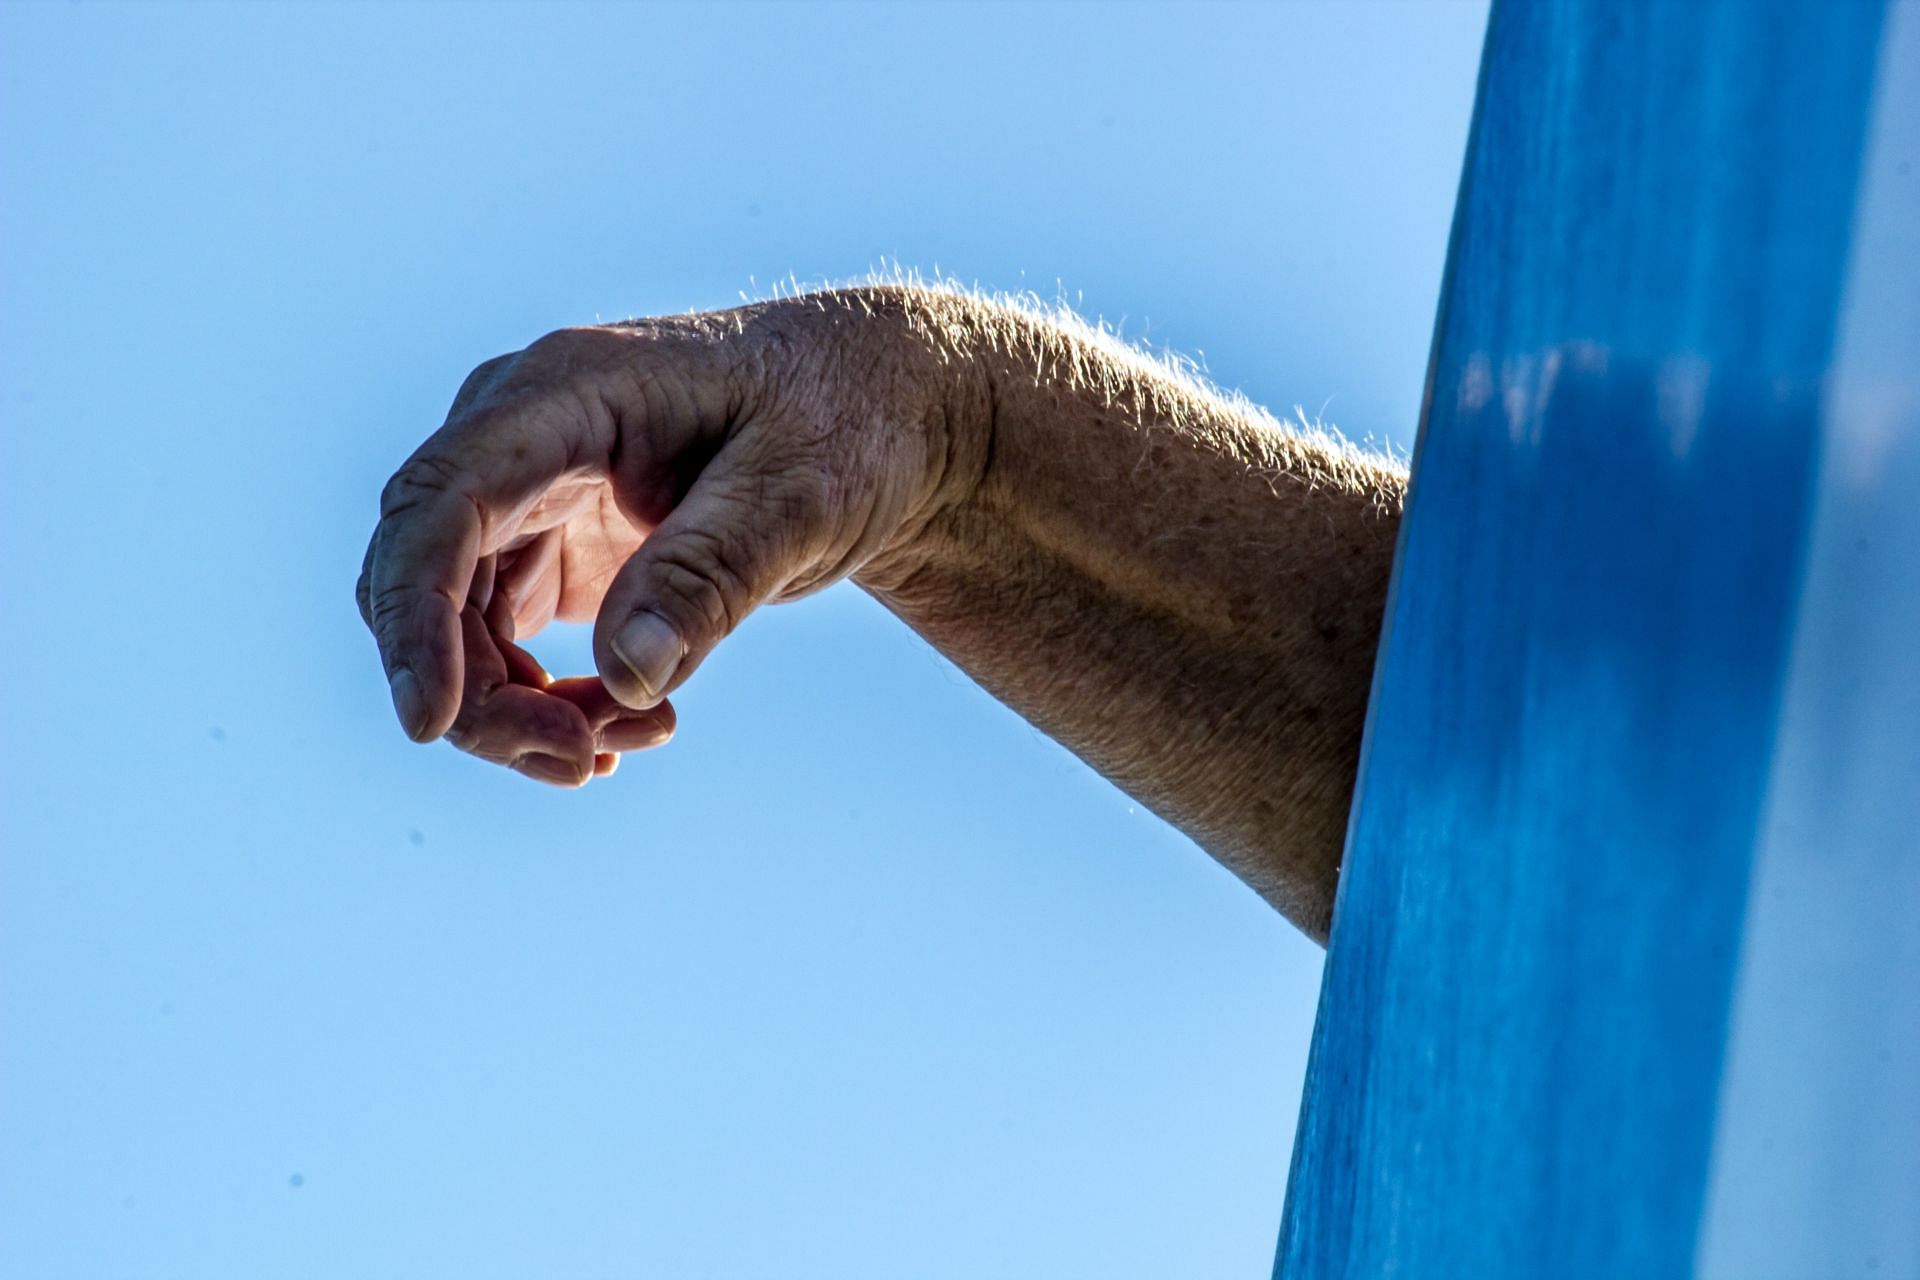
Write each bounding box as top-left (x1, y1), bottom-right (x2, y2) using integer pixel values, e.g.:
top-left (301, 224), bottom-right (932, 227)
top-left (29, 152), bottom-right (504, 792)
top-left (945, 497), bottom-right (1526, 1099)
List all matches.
top-left (364, 389), bottom-right (600, 741)
top-left (364, 452), bottom-right (487, 740)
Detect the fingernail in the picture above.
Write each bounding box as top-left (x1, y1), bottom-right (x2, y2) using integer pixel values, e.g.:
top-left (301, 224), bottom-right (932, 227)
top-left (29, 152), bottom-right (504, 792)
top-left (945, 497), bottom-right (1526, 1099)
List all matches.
top-left (517, 753), bottom-right (587, 788)
top-left (600, 716), bottom-right (674, 752)
top-left (611, 612), bottom-right (684, 703)
top-left (389, 667), bottom-right (428, 740)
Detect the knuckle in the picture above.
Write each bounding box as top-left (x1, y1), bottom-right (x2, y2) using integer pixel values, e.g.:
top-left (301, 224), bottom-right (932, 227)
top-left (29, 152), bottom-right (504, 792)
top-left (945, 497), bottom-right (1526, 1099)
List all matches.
top-left (366, 580), bottom-right (426, 636)
top-left (445, 708), bottom-right (508, 762)
top-left (521, 330), bottom-right (569, 364)
top-left (451, 730), bottom-right (509, 768)
top-left (728, 317), bottom-right (794, 416)
top-left (524, 326), bottom-right (602, 370)
top-left (453, 352), bottom-right (516, 407)
top-left (379, 453), bottom-right (467, 517)
top-left (651, 529), bottom-right (754, 636)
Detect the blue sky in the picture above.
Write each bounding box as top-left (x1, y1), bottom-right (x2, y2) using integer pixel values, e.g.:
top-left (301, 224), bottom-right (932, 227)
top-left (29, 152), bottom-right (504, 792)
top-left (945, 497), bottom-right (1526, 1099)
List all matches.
top-left (0, 3), bottom-right (1484, 1275)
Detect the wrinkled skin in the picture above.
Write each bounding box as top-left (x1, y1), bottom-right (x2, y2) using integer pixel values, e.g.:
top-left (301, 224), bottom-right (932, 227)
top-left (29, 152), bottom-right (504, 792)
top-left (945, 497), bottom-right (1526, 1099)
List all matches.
top-left (358, 286), bottom-right (1404, 941)
top-left (356, 300), bottom-right (964, 786)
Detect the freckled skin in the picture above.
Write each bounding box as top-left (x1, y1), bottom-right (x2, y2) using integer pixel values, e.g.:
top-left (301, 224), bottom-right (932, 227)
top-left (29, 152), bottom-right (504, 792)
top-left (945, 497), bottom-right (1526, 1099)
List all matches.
top-left (358, 284), bottom-right (1405, 943)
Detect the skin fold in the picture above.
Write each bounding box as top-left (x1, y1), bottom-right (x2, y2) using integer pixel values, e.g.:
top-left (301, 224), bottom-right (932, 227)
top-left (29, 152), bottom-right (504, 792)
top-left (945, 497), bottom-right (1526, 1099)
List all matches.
top-left (357, 284), bottom-right (1406, 942)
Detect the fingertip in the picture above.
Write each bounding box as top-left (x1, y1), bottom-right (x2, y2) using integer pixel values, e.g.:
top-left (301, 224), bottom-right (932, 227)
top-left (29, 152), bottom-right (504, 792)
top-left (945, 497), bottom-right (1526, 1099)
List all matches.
top-left (389, 668), bottom-right (433, 742)
top-left (593, 752), bottom-right (619, 777)
top-left (497, 633), bottom-right (551, 689)
top-left (604, 610), bottom-right (686, 709)
top-left (599, 713), bottom-right (675, 752)
top-left (515, 752), bottom-right (591, 788)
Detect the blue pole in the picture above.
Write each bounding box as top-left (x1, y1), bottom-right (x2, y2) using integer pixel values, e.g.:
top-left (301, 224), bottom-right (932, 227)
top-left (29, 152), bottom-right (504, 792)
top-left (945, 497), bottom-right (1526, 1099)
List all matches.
top-left (1276, 2), bottom-right (1912, 1275)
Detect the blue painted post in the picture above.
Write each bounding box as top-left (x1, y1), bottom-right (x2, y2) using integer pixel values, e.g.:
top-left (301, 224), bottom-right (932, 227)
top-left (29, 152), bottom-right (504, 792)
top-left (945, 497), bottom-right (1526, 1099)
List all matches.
top-left (1276, 2), bottom-right (1917, 1276)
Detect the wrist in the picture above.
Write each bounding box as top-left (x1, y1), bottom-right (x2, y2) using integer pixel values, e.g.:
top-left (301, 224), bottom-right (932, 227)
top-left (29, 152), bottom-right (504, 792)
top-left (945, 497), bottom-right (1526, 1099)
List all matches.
top-left (763, 286), bottom-right (998, 597)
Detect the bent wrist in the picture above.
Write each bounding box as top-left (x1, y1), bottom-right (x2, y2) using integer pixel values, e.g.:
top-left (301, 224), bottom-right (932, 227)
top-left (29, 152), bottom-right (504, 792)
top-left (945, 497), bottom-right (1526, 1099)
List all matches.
top-left (754, 286), bottom-right (998, 596)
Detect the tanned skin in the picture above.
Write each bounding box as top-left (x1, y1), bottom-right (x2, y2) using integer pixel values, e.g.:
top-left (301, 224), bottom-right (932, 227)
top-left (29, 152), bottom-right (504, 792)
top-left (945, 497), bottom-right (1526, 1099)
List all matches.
top-left (356, 285), bottom-right (1406, 942)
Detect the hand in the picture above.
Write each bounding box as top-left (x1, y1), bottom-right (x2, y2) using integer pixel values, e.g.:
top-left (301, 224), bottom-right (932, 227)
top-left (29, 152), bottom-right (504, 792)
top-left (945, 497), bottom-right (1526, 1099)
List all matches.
top-left (356, 294), bottom-right (977, 786)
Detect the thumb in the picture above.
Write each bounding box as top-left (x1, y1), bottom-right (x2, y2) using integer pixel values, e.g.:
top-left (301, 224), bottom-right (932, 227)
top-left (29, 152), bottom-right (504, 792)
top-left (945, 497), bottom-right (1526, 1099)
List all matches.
top-left (592, 447), bottom-right (824, 709)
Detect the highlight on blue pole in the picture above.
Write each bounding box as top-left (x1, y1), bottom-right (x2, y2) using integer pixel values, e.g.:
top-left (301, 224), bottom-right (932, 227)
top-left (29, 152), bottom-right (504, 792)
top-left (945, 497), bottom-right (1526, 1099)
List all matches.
top-left (1276, 2), bottom-right (1918, 1276)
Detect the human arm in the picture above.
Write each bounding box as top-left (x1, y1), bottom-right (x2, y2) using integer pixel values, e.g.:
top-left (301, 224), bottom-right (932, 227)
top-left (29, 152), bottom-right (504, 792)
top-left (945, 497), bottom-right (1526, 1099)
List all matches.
top-left (356, 285), bottom-right (1405, 941)
top-left (855, 291), bottom-right (1404, 940)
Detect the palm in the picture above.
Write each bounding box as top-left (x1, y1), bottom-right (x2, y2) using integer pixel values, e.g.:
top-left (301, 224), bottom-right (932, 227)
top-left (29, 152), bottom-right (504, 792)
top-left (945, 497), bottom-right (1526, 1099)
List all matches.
top-left (486, 475), bottom-right (646, 641)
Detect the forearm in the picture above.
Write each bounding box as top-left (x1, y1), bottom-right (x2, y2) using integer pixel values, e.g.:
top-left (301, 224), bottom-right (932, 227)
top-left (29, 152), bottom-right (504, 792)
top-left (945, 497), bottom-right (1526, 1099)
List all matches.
top-left (360, 281), bottom-right (1401, 937)
top-left (850, 289), bottom-right (1405, 941)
